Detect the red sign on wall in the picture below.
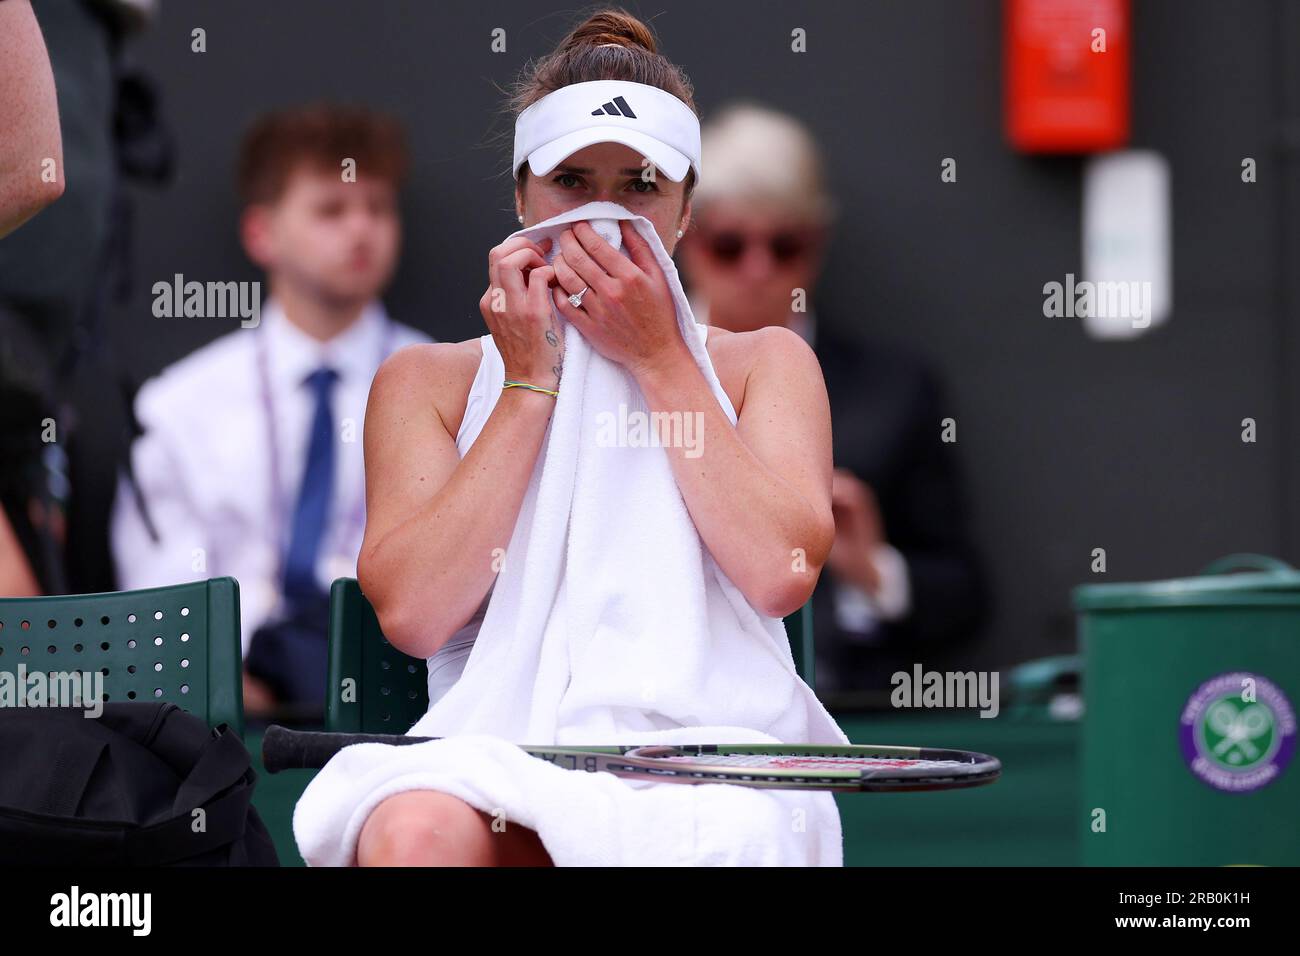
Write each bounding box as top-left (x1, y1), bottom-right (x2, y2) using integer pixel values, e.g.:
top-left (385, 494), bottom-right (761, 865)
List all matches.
top-left (1005, 0), bottom-right (1130, 153)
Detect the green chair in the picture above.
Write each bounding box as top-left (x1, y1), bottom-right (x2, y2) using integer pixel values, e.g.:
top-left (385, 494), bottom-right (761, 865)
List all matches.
top-left (326, 576), bottom-right (817, 734)
top-left (0, 577), bottom-right (245, 737)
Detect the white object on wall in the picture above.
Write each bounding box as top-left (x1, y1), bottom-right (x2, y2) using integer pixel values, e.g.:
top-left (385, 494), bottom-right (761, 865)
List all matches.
top-left (1080, 149), bottom-right (1172, 339)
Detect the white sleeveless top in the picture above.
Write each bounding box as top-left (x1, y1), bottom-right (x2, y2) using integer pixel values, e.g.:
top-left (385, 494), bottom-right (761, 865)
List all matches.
top-left (424, 322), bottom-right (718, 705)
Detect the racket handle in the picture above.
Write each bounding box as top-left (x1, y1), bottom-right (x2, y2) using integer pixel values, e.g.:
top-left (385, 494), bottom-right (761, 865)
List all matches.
top-left (262, 725), bottom-right (435, 773)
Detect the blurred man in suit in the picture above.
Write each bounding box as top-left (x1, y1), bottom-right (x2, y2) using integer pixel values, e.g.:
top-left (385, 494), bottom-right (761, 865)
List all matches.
top-left (678, 103), bottom-right (988, 695)
top-left (111, 104), bottom-right (430, 718)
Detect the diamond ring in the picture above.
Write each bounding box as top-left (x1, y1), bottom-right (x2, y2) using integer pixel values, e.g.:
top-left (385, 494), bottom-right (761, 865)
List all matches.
top-left (568, 286), bottom-right (589, 308)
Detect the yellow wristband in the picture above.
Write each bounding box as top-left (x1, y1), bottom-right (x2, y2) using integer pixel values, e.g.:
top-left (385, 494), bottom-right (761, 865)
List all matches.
top-left (502, 379), bottom-right (558, 398)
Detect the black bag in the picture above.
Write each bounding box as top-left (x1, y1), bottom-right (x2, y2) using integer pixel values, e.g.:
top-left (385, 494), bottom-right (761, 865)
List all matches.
top-left (0, 702), bottom-right (280, 865)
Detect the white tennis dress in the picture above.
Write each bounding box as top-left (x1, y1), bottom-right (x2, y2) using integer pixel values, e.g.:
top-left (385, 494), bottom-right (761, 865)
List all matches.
top-left (424, 322), bottom-right (717, 706)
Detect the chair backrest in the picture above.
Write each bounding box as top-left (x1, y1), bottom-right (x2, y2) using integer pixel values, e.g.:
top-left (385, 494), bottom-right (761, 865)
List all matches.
top-left (326, 578), bottom-right (424, 733)
top-left (326, 577), bottom-right (816, 734)
top-left (787, 599), bottom-right (816, 690)
top-left (0, 577), bottom-right (244, 737)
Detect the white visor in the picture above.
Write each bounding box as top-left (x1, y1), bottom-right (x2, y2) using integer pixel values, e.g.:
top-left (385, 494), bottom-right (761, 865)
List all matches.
top-left (513, 79), bottom-right (701, 183)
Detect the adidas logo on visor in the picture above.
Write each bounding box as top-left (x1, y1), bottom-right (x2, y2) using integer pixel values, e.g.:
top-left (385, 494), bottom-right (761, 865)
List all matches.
top-left (591, 96), bottom-right (637, 118)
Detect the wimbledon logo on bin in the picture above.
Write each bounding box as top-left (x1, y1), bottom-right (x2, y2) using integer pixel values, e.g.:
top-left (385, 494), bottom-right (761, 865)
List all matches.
top-left (1178, 672), bottom-right (1296, 793)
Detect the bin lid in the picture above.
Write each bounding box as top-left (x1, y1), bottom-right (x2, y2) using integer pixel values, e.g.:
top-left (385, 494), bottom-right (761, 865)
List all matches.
top-left (1074, 554), bottom-right (1300, 611)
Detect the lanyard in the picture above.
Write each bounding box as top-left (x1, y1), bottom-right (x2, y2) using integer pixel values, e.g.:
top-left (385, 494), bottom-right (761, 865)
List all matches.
top-left (254, 314), bottom-right (396, 588)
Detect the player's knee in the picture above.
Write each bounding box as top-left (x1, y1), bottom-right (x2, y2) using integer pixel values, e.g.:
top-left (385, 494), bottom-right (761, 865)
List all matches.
top-left (358, 791), bottom-right (490, 866)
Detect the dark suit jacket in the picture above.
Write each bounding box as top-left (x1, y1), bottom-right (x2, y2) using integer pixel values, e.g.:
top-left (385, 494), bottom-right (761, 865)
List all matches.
top-left (809, 319), bottom-right (989, 694)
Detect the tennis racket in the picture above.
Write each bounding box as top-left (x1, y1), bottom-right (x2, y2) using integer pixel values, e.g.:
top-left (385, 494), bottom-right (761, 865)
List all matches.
top-left (261, 725), bottom-right (1001, 792)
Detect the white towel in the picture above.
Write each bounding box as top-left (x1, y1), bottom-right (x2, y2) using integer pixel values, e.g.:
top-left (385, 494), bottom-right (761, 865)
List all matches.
top-left (293, 201), bottom-right (851, 866)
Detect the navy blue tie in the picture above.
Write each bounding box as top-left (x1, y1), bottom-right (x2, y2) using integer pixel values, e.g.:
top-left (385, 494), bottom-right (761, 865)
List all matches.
top-left (283, 366), bottom-right (340, 604)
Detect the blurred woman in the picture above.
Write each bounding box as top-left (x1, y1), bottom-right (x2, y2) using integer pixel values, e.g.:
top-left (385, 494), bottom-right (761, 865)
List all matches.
top-left (679, 103), bottom-right (988, 696)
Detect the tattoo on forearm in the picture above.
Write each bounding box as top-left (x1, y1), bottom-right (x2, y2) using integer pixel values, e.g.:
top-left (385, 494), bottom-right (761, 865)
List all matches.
top-left (546, 315), bottom-right (564, 384)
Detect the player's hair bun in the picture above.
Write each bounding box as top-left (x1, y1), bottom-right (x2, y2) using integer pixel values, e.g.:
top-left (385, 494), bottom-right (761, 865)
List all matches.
top-left (559, 9), bottom-right (658, 55)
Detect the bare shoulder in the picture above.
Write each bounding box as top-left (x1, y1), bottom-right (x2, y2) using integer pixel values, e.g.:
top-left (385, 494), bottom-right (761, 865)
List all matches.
top-left (706, 322), bottom-right (815, 363)
top-left (369, 337), bottom-right (484, 436)
top-left (704, 324), bottom-right (822, 415)
top-left (373, 338), bottom-right (482, 388)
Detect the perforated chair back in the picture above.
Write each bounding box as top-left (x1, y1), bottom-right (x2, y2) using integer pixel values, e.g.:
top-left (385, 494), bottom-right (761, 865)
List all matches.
top-left (0, 577), bottom-right (244, 737)
top-left (326, 577), bottom-right (817, 734)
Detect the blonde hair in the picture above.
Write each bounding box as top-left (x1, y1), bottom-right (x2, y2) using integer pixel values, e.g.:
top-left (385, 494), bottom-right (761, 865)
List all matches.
top-left (694, 103), bottom-right (835, 223)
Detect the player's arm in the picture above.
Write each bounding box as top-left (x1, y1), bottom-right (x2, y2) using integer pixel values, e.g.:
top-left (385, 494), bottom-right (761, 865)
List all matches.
top-left (0, 0), bottom-right (65, 238)
top-left (357, 343), bottom-right (555, 658)
top-left (636, 325), bottom-right (836, 618)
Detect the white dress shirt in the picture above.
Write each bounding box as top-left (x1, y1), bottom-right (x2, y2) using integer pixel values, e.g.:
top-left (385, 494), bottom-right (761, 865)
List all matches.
top-left (111, 299), bottom-right (430, 656)
top-left (693, 302), bottom-right (912, 637)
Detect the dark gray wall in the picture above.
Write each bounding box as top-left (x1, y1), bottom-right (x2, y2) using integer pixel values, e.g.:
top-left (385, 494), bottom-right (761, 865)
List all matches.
top-left (101, 0), bottom-right (1289, 671)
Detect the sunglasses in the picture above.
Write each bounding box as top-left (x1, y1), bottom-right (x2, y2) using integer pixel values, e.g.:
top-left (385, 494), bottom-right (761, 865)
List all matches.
top-left (694, 227), bottom-right (819, 266)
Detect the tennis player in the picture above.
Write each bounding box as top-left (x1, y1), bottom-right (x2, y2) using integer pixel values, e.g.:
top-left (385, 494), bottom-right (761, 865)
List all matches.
top-left (353, 9), bottom-right (837, 866)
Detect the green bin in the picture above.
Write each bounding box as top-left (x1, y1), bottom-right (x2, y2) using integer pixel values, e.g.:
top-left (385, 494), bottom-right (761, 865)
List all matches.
top-left (1074, 554), bottom-right (1300, 865)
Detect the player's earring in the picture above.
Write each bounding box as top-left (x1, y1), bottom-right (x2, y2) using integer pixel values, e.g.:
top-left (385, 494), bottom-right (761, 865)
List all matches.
top-left (518, 214), bottom-right (525, 224)
top-left (676, 229), bottom-right (684, 238)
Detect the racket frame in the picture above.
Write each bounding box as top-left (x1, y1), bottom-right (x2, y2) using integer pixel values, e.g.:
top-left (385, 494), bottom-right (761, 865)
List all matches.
top-left (261, 726), bottom-right (1001, 793)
